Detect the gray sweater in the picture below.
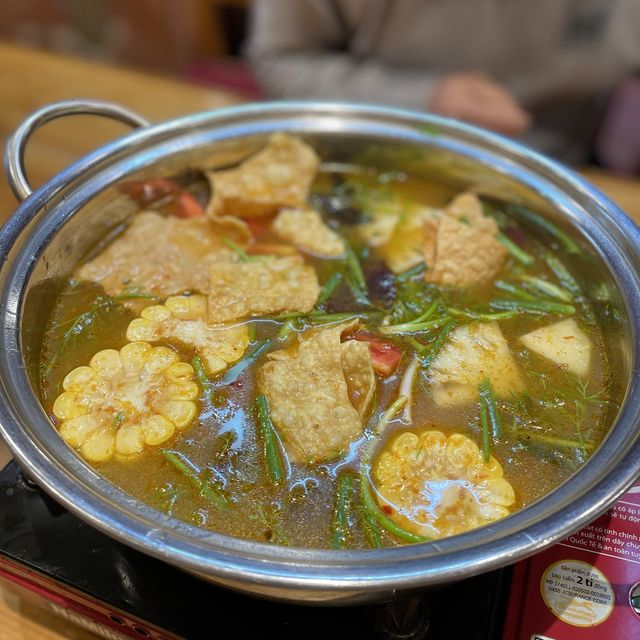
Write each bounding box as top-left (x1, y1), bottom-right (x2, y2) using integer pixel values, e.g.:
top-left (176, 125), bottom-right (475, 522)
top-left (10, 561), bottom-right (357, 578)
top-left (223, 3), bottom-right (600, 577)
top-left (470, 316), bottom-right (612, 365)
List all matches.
top-left (247, 0), bottom-right (640, 162)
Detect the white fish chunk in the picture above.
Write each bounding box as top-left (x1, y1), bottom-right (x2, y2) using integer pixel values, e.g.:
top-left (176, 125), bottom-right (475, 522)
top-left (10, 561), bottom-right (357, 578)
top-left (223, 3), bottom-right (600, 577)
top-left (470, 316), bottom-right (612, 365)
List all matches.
top-left (428, 322), bottom-right (524, 407)
top-left (519, 318), bottom-right (592, 377)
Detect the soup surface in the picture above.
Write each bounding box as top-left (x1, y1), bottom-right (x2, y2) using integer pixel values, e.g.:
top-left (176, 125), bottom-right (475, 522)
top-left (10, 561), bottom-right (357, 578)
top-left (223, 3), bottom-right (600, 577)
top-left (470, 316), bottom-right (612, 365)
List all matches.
top-left (40, 134), bottom-right (617, 548)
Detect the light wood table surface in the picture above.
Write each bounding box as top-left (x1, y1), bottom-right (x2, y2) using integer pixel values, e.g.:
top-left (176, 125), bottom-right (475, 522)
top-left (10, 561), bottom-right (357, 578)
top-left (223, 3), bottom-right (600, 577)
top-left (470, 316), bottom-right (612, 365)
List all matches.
top-left (0, 40), bottom-right (639, 640)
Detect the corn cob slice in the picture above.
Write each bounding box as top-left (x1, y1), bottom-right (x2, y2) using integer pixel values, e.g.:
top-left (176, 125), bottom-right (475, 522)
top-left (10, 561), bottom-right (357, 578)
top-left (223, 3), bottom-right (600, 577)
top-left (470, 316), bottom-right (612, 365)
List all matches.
top-left (53, 342), bottom-right (198, 462)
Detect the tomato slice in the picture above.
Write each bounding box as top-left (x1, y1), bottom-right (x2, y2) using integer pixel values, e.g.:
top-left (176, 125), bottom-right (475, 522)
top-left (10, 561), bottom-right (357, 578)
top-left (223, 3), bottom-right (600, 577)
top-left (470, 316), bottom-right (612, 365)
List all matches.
top-left (245, 215), bottom-right (274, 240)
top-left (173, 191), bottom-right (205, 218)
top-left (351, 332), bottom-right (403, 376)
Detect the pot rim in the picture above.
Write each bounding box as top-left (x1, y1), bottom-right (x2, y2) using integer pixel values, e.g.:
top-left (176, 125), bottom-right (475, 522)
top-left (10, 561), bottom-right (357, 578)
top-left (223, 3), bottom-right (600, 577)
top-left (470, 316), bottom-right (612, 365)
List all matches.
top-left (1, 100), bottom-right (640, 595)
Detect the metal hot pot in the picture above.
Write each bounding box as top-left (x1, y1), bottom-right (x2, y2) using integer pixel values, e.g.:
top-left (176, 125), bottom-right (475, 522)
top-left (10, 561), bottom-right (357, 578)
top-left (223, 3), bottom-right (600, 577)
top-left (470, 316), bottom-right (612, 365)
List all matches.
top-left (0, 100), bottom-right (639, 604)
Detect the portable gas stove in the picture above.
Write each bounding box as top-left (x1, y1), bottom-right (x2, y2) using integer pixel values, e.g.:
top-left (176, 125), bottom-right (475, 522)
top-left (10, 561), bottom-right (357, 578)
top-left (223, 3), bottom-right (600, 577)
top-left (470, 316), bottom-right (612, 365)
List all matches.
top-left (0, 459), bottom-right (510, 640)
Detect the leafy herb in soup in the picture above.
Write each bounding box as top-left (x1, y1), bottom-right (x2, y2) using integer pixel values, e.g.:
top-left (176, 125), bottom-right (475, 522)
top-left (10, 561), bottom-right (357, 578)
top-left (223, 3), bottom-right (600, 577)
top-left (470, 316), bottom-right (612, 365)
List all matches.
top-left (40, 133), bottom-right (616, 548)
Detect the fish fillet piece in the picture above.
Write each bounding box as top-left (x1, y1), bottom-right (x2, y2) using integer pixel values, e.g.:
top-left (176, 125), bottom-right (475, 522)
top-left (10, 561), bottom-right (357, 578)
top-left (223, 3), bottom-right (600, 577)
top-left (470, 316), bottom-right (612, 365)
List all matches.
top-left (427, 322), bottom-right (524, 407)
top-left (519, 318), bottom-right (592, 377)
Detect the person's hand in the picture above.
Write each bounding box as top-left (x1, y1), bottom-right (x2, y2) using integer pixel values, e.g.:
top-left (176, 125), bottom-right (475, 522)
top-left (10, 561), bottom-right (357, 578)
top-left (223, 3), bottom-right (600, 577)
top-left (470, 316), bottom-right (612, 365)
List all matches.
top-left (429, 72), bottom-right (531, 136)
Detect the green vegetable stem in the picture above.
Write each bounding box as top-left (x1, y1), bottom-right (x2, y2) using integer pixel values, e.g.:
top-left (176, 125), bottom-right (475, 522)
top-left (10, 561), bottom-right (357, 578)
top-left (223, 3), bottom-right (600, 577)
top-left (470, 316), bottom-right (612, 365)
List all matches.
top-left (191, 355), bottom-right (214, 403)
top-left (255, 394), bottom-right (288, 484)
top-left (421, 319), bottom-right (455, 368)
top-left (489, 298), bottom-right (576, 315)
top-left (497, 232), bottom-right (535, 266)
top-left (359, 473), bottom-right (428, 544)
top-left (161, 450), bottom-right (227, 510)
top-left (517, 275), bottom-right (573, 302)
top-left (221, 339), bottom-right (272, 385)
top-left (316, 272), bottom-right (343, 308)
top-left (331, 473), bottom-right (355, 549)
top-left (506, 204), bottom-right (579, 254)
top-left (479, 379), bottom-right (502, 439)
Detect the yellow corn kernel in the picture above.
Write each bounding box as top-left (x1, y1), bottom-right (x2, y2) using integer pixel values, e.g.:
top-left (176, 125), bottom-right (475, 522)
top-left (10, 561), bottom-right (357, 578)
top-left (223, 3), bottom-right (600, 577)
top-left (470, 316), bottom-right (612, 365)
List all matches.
top-left (161, 400), bottom-right (197, 429)
top-left (120, 341), bottom-right (153, 375)
top-left (90, 349), bottom-right (123, 376)
top-left (141, 305), bottom-right (172, 322)
top-left (115, 424), bottom-right (145, 456)
top-left (392, 432), bottom-right (422, 459)
top-left (420, 430), bottom-right (447, 452)
top-left (59, 415), bottom-right (99, 447)
top-left (142, 346), bottom-right (178, 376)
top-left (204, 325), bottom-right (250, 361)
top-left (446, 433), bottom-right (480, 468)
top-left (165, 295), bottom-right (207, 320)
top-left (81, 428), bottom-right (116, 462)
top-left (201, 351), bottom-right (228, 375)
top-left (62, 366), bottom-right (96, 391)
top-left (126, 318), bottom-right (156, 342)
top-left (167, 362), bottom-right (195, 381)
top-left (142, 414), bottom-right (175, 445)
top-left (53, 392), bottom-right (84, 420)
top-left (167, 381), bottom-right (199, 401)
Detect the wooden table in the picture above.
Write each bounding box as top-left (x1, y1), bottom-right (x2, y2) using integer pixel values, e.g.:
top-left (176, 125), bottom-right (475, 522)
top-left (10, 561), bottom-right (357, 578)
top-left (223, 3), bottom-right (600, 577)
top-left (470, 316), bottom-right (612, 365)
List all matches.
top-left (0, 40), bottom-right (639, 640)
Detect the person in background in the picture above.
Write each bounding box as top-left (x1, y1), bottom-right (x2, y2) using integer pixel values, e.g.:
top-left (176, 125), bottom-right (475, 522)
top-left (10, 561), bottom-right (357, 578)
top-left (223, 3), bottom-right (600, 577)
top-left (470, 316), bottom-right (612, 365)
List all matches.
top-left (247, 0), bottom-right (640, 167)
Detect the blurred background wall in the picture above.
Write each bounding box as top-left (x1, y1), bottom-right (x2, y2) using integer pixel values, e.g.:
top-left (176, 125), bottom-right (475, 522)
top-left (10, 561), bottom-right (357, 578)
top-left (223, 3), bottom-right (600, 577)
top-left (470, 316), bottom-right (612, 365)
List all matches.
top-left (0, 0), bottom-right (259, 97)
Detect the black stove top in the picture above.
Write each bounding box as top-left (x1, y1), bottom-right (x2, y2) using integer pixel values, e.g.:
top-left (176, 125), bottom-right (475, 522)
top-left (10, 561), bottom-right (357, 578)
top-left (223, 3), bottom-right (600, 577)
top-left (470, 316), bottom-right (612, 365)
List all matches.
top-left (0, 461), bottom-right (510, 639)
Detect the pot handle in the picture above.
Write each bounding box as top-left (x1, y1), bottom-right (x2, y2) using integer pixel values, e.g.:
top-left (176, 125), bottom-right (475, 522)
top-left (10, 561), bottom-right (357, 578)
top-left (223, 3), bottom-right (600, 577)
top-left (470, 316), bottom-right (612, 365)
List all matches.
top-left (4, 99), bottom-right (150, 202)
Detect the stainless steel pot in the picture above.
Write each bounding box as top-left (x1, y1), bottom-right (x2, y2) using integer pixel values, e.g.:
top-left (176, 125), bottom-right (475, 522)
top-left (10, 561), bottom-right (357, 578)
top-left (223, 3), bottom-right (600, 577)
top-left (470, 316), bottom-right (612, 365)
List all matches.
top-left (1, 99), bottom-right (639, 604)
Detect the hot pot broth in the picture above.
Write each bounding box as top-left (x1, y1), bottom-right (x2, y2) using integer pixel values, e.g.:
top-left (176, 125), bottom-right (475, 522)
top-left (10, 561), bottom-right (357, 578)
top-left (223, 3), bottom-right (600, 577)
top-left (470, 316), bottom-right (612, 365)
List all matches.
top-left (40, 134), bottom-right (613, 548)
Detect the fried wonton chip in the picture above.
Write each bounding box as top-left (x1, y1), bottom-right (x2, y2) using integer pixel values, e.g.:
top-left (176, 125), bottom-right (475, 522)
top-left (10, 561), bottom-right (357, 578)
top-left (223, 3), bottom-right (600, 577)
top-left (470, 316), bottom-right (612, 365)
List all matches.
top-left (208, 214), bottom-right (252, 244)
top-left (258, 324), bottom-right (370, 463)
top-left (427, 322), bottom-right (524, 407)
top-left (206, 133), bottom-right (320, 218)
top-left (272, 207), bottom-right (345, 257)
top-left (76, 211), bottom-right (244, 297)
top-left (520, 318), bottom-right (592, 377)
top-left (341, 340), bottom-right (375, 417)
top-left (126, 295), bottom-right (250, 375)
top-left (446, 192), bottom-right (496, 233)
top-left (423, 193), bottom-right (506, 287)
top-left (208, 255), bottom-right (320, 323)
top-left (374, 430), bottom-right (515, 538)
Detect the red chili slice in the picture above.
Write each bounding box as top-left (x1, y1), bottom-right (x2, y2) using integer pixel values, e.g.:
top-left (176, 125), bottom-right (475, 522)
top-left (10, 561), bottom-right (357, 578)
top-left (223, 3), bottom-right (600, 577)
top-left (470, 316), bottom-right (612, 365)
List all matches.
top-left (351, 332), bottom-right (403, 377)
